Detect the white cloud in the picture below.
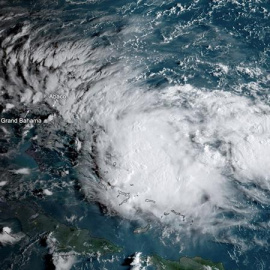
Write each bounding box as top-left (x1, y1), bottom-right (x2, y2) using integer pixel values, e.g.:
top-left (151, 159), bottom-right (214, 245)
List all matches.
top-left (53, 253), bottom-right (76, 270)
top-left (0, 227), bottom-right (24, 245)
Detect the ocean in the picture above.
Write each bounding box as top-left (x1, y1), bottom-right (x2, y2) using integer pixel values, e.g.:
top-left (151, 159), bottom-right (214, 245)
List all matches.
top-left (0, 0), bottom-right (270, 269)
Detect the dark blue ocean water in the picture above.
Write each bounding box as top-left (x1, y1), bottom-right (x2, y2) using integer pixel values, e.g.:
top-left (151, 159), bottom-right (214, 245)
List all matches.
top-left (0, 0), bottom-right (270, 269)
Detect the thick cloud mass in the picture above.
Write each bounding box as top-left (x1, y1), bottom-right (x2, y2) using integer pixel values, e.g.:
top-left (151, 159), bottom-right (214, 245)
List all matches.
top-left (83, 84), bottom-right (270, 236)
top-left (1, 15), bottom-right (270, 244)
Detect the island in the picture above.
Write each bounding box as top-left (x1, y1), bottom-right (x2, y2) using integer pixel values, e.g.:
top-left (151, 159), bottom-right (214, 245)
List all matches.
top-left (150, 254), bottom-right (225, 270)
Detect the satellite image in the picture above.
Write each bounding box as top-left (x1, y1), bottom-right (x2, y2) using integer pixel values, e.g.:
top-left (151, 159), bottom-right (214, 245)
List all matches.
top-left (0, 0), bottom-right (270, 269)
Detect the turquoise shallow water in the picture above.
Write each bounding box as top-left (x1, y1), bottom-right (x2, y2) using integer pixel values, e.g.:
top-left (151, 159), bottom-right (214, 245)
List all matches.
top-left (1, 129), bottom-right (268, 269)
top-left (1, 0), bottom-right (270, 269)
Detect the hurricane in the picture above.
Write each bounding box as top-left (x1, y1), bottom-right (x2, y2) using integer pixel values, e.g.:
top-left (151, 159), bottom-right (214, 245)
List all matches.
top-left (1, 0), bottom-right (270, 269)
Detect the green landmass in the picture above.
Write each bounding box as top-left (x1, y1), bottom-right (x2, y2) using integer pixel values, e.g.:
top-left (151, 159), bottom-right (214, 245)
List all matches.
top-left (150, 255), bottom-right (225, 270)
top-left (10, 201), bottom-right (121, 255)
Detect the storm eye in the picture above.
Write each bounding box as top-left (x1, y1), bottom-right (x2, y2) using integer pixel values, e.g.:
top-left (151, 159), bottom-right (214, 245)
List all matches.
top-left (201, 193), bottom-right (210, 204)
